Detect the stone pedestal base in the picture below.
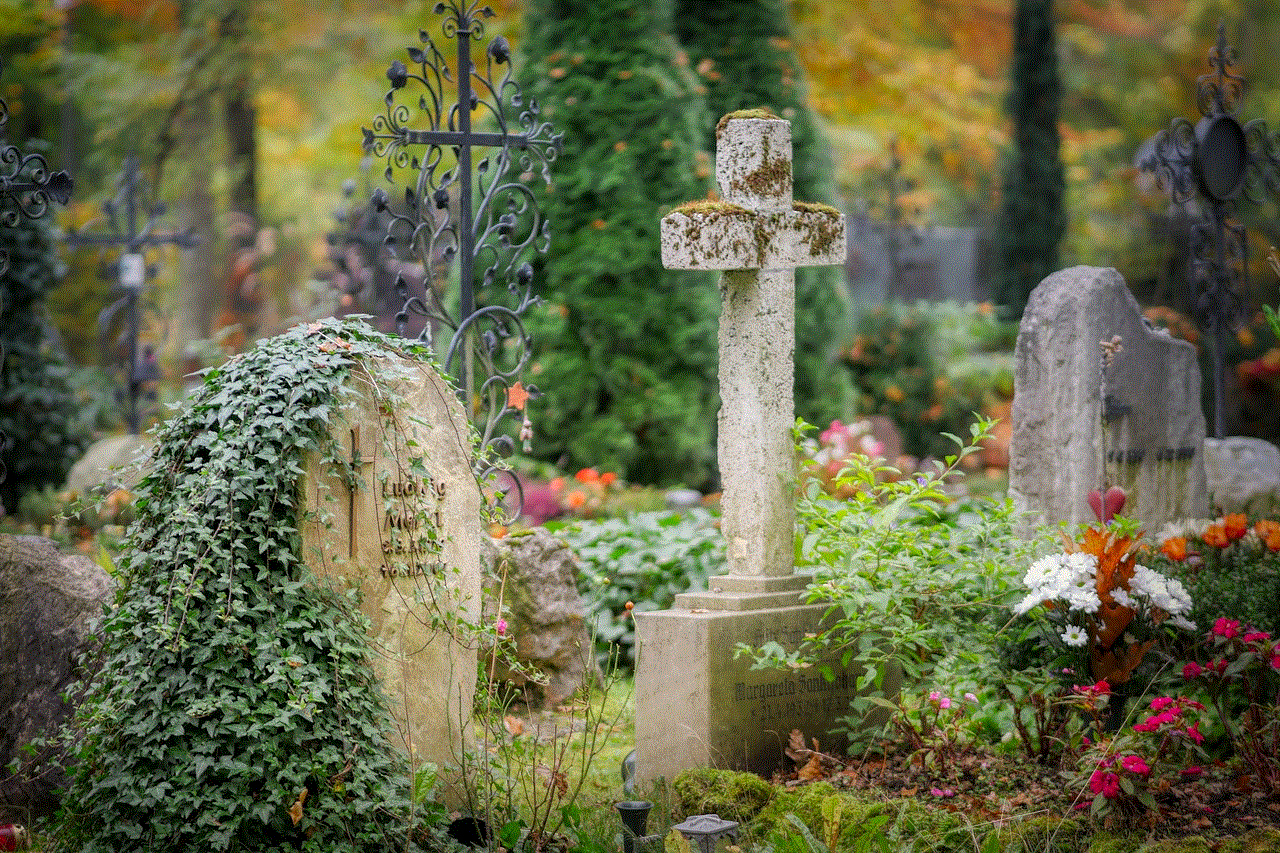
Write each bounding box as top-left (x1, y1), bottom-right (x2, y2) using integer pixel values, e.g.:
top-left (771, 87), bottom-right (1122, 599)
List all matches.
top-left (633, 583), bottom-right (875, 784)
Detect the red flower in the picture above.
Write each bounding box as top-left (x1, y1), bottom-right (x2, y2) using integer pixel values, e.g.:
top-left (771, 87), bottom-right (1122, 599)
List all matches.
top-left (1223, 513), bottom-right (1250, 540)
top-left (1182, 661), bottom-right (1202, 679)
top-left (1213, 618), bottom-right (1240, 639)
top-left (574, 468), bottom-right (600, 484)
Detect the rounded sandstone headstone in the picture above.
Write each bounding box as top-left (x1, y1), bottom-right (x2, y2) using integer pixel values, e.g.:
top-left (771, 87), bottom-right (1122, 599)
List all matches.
top-left (299, 355), bottom-right (483, 769)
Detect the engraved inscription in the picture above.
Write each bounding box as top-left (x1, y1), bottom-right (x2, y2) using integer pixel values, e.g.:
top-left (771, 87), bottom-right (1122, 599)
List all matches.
top-left (378, 474), bottom-right (448, 578)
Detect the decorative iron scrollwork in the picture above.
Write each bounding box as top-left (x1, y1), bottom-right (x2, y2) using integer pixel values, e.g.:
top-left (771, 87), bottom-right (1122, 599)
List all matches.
top-left (363, 1), bottom-right (562, 512)
top-left (1138, 21), bottom-right (1280, 438)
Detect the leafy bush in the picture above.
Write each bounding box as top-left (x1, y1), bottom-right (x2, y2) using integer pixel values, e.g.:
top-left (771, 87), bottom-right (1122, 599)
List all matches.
top-left (839, 302), bottom-right (1013, 461)
top-left (551, 508), bottom-right (725, 670)
top-left (737, 419), bottom-right (1034, 743)
top-left (54, 319), bottom-right (447, 852)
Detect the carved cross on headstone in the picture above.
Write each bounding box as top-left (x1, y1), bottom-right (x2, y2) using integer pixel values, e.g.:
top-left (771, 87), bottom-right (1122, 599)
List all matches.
top-left (346, 424), bottom-right (375, 560)
top-left (660, 113), bottom-right (845, 582)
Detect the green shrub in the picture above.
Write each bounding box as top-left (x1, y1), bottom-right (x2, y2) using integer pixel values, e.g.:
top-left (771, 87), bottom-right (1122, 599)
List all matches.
top-left (737, 420), bottom-right (1035, 744)
top-left (0, 204), bottom-right (90, 513)
top-left (552, 508), bottom-right (725, 670)
top-left (54, 319), bottom-right (446, 852)
top-left (515, 0), bottom-right (720, 488)
top-left (1147, 518), bottom-right (1280, 636)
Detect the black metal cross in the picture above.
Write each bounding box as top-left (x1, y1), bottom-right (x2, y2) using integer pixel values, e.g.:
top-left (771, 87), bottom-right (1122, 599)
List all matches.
top-left (362, 0), bottom-right (561, 493)
top-left (1139, 22), bottom-right (1280, 438)
top-left (65, 155), bottom-right (197, 434)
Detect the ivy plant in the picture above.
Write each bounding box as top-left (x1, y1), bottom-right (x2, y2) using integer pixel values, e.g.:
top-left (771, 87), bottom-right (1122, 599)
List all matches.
top-left (54, 318), bottom-right (456, 852)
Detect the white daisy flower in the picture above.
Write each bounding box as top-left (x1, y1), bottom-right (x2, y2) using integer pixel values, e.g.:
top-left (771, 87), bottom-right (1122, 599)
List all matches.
top-left (1061, 626), bottom-right (1089, 647)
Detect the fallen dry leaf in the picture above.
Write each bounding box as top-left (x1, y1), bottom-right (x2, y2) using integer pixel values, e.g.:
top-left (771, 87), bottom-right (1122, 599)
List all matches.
top-left (289, 787), bottom-right (308, 826)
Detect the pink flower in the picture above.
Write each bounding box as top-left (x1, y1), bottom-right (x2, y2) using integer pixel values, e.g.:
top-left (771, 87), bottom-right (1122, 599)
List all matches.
top-left (1089, 770), bottom-right (1121, 799)
top-left (495, 619), bottom-right (508, 637)
top-left (1150, 696), bottom-right (1176, 711)
top-left (1121, 755), bottom-right (1150, 775)
top-left (1213, 618), bottom-right (1240, 639)
top-left (930, 787), bottom-right (956, 798)
top-left (1243, 631), bottom-right (1271, 643)
top-left (1185, 722), bottom-right (1204, 744)
top-left (939, 696), bottom-right (953, 709)
top-left (1182, 661), bottom-right (1203, 679)
top-left (1272, 651), bottom-right (1280, 670)
top-left (964, 692), bottom-right (979, 704)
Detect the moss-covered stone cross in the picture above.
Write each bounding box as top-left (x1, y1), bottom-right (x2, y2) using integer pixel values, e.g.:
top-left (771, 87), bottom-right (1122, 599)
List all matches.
top-left (660, 113), bottom-right (845, 583)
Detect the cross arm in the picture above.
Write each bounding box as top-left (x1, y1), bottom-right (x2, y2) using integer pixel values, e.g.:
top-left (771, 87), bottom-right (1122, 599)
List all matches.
top-left (660, 202), bottom-right (845, 272)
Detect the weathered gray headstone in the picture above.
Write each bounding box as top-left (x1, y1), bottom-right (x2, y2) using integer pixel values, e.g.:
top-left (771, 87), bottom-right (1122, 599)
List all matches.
top-left (1010, 266), bottom-right (1209, 533)
top-left (65, 434), bottom-right (153, 496)
top-left (1203, 436), bottom-right (1280, 514)
top-left (637, 113), bottom-right (863, 783)
top-left (298, 355), bottom-right (483, 772)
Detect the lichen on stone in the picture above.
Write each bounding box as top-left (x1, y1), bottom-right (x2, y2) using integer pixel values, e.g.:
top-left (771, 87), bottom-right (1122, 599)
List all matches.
top-left (715, 107), bottom-right (782, 137)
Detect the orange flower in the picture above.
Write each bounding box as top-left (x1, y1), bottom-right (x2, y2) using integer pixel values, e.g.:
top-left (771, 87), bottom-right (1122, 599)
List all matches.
top-left (1223, 513), bottom-right (1250, 541)
top-left (1203, 522), bottom-right (1230, 548)
top-left (549, 477), bottom-right (565, 492)
top-left (1256, 519), bottom-right (1280, 551)
top-left (564, 490), bottom-right (587, 509)
top-left (599, 471), bottom-right (617, 487)
top-left (1160, 536), bottom-right (1188, 561)
top-left (1067, 527), bottom-right (1139, 653)
top-left (574, 467), bottom-right (600, 484)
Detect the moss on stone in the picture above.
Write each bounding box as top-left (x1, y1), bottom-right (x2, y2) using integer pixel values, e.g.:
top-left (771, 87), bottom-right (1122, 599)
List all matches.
top-left (715, 107), bottom-right (781, 137)
top-left (670, 200), bottom-right (751, 217)
top-left (670, 767), bottom-right (775, 826)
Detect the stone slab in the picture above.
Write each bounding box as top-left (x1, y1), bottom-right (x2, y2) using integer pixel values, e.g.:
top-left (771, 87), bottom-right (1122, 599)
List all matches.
top-left (634, 603), bottom-right (884, 783)
top-left (1010, 266), bottom-right (1209, 533)
top-left (299, 355), bottom-right (482, 771)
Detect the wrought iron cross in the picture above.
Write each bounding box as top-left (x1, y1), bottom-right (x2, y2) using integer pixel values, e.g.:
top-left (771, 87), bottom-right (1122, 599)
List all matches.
top-left (65, 155), bottom-right (197, 434)
top-left (362, 0), bottom-right (561, 497)
top-left (1139, 22), bottom-right (1280, 438)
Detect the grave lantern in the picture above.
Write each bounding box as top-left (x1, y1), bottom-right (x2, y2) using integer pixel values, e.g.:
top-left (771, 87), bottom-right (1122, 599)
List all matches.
top-left (1139, 22), bottom-right (1280, 438)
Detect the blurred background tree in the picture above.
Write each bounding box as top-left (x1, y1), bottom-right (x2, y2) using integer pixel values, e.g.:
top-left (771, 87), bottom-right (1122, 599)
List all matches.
top-left (514, 0), bottom-right (720, 487)
top-left (991, 0), bottom-right (1065, 322)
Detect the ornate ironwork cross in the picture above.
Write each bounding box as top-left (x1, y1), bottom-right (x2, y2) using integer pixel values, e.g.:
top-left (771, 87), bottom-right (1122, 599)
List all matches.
top-left (362, 0), bottom-right (561, 481)
top-left (1139, 22), bottom-right (1280, 438)
top-left (65, 155), bottom-right (197, 434)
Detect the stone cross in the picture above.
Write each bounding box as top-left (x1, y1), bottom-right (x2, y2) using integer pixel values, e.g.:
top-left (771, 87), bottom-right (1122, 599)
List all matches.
top-left (660, 114), bottom-right (845, 583)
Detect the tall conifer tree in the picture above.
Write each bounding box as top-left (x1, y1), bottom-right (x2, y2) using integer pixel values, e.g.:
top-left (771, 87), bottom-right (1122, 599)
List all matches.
top-left (516, 0), bottom-right (720, 486)
top-left (674, 0), bottom-right (850, 427)
top-left (993, 0), bottom-right (1065, 321)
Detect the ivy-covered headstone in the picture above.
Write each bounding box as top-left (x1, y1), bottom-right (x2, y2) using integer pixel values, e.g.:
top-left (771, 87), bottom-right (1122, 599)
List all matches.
top-left (59, 319), bottom-right (476, 852)
top-left (298, 337), bottom-right (484, 772)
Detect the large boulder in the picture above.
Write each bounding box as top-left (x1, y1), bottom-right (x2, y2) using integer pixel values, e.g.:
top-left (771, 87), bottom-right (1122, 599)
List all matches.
top-left (0, 535), bottom-right (113, 822)
top-left (482, 529), bottom-right (596, 708)
top-left (64, 434), bottom-right (153, 497)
